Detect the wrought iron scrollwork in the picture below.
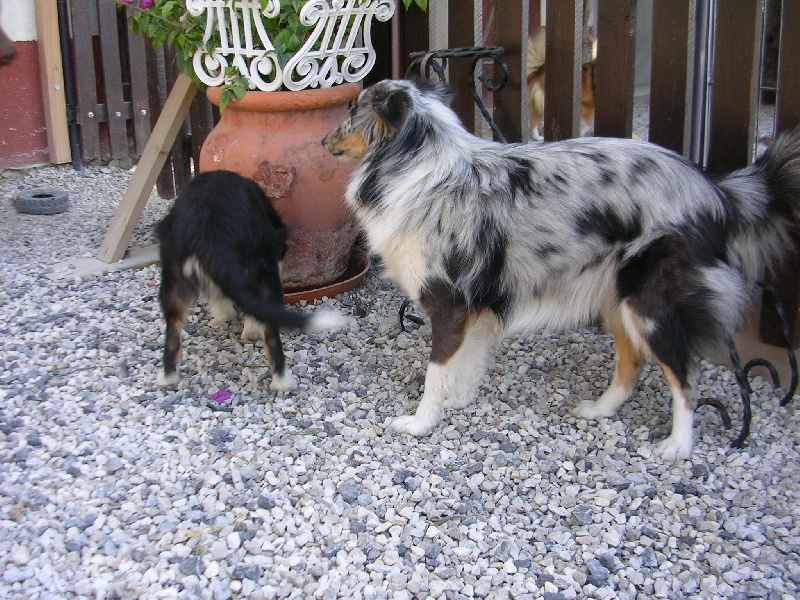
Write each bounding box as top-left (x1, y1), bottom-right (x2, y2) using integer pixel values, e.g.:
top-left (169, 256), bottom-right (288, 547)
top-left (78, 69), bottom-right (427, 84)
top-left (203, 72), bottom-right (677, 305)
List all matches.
top-left (698, 282), bottom-right (798, 448)
top-left (406, 46), bottom-right (509, 143)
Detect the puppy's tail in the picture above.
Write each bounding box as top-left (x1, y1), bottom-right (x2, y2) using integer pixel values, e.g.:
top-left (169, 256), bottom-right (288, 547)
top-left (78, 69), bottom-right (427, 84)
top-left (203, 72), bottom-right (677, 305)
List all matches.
top-left (719, 126), bottom-right (800, 283)
top-left (527, 31), bottom-right (546, 76)
top-left (206, 258), bottom-right (347, 333)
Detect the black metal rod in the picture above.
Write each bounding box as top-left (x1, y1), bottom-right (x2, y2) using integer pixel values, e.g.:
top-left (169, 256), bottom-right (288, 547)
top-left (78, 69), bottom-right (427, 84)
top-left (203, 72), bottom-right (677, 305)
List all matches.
top-left (407, 47), bottom-right (509, 143)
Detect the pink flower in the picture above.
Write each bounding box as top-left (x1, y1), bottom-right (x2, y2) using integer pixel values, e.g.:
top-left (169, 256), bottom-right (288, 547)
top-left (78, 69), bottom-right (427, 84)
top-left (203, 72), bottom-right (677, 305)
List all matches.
top-left (117, 0), bottom-right (154, 8)
top-left (210, 389), bottom-right (233, 404)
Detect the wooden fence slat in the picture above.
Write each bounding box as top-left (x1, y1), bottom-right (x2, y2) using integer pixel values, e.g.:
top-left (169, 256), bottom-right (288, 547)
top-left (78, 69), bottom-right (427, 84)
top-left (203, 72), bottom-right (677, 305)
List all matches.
top-left (71, 0), bottom-right (100, 159)
top-left (594, 0), bottom-right (637, 139)
top-left (398, 3), bottom-right (429, 76)
top-left (759, 0), bottom-right (800, 347)
top-left (34, 0), bottom-right (71, 164)
top-left (775, 0), bottom-right (800, 133)
top-left (706, 0), bottom-right (761, 174)
top-left (649, 0), bottom-right (692, 154)
top-left (543, 0), bottom-right (582, 141)
top-left (164, 46), bottom-right (192, 190)
top-left (128, 27), bottom-right (152, 155)
top-left (448, 0), bottom-right (478, 133)
top-left (97, 0), bottom-right (129, 158)
top-left (493, 0), bottom-right (527, 142)
top-left (96, 73), bottom-right (198, 263)
top-left (189, 92), bottom-right (216, 170)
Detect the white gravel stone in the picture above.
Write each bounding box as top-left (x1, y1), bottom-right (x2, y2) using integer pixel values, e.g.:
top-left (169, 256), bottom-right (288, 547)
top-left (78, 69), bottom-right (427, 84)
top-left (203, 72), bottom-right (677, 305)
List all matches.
top-left (1, 156), bottom-right (799, 599)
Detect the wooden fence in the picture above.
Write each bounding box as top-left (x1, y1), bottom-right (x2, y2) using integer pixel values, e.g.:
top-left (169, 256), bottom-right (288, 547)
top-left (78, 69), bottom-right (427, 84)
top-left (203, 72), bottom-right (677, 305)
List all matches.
top-left (66, 0), bottom-right (216, 198)
top-left (62, 0), bottom-right (799, 345)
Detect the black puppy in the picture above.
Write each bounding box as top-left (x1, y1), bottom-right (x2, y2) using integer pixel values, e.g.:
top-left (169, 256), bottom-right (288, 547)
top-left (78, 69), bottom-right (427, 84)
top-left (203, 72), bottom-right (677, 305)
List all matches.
top-left (156, 170), bottom-right (344, 390)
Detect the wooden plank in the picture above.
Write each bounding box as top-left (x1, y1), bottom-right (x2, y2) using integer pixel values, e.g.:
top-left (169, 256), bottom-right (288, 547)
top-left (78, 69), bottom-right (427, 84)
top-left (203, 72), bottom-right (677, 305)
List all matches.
top-left (775, 0), bottom-right (800, 133)
top-left (759, 0), bottom-right (800, 348)
top-left (34, 0), bottom-right (71, 164)
top-left (706, 0), bottom-right (760, 174)
top-left (97, 0), bottom-right (129, 158)
top-left (448, 0), bottom-right (477, 133)
top-left (96, 73), bottom-right (198, 263)
top-left (594, 0), bottom-right (637, 139)
top-left (649, 0), bottom-right (693, 154)
top-left (543, 0), bottom-right (582, 141)
top-left (493, 0), bottom-right (527, 142)
top-left (70, 0), bottom-right (100, 159)
top-left (397, 3), bottom-right (429, 76)
top-left (128, 26), bottom-right (152, 155)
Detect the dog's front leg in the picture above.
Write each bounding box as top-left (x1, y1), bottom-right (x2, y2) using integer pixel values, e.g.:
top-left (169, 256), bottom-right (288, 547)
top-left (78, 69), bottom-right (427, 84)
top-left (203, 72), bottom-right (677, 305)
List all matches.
top-left (388, 283), bottom-right (473, 436)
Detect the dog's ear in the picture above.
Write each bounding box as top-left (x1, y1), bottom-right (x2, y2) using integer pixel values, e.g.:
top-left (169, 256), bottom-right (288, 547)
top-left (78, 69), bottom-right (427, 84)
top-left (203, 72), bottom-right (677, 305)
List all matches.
top-left (411, 79), bottom-right (455, 105)
top-left (372, 87), bottom-right (412, 130)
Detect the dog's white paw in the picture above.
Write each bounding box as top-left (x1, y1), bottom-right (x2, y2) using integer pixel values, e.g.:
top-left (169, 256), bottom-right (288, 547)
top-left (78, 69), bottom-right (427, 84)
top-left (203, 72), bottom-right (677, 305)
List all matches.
top-left (387, 415), bottom-right (435, 437)
top-left (241, 317), bottom-right (263, 341)
top-left (655, 436), bottom-right (693, 462)
top-left (269, 372), bottom-right (298, 393)
top-left (307, 310), bottom-right (349, 333)
top-left (157, 370), bottom-right (179, 387)
top-left (571, 400), bottom-right (617, 420)
top-left (210, 299), bottom-right (237, 323)
top-left (442, 393), bottom-right (474, 410)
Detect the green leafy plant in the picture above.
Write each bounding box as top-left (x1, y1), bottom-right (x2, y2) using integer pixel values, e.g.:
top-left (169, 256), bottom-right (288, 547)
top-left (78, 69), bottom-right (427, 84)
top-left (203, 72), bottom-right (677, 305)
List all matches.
top-left (118, 0), bottom-right (426, 110)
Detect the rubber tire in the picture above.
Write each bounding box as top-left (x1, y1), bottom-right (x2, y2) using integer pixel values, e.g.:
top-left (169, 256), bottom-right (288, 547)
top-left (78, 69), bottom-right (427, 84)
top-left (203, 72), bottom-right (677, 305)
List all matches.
top-left (14, 188), bottom-right (69, 215)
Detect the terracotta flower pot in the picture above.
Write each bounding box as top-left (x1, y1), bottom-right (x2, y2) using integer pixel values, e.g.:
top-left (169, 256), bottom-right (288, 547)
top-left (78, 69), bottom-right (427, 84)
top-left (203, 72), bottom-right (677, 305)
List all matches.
top-left (199, 83), bottom-right (365, 299)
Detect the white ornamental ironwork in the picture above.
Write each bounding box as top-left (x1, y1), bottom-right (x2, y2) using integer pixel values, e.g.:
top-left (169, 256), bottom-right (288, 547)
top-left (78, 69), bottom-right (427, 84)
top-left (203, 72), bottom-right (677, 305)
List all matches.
top-left (187, 0), bottom-right (396, 92)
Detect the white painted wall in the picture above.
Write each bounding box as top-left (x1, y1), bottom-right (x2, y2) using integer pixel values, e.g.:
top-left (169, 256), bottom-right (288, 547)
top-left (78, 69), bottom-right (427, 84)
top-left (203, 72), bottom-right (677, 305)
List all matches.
top-left (1, 0), bottom-right (38, 42)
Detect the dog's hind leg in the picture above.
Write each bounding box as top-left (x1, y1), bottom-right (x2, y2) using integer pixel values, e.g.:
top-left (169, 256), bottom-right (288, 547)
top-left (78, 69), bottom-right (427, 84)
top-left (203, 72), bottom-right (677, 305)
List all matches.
top-left (653, 366), bottom-right (695, 462)
top-left (241, 316), bottom-right (263, 341)
top-left (208, 283), bottom-right (237, 324)
top-left (264, 324), bottom-right (297, 392)
top-left (571, 322), bottom-right (644, 420)
top-left (157, 273), bottom-right (197, 386)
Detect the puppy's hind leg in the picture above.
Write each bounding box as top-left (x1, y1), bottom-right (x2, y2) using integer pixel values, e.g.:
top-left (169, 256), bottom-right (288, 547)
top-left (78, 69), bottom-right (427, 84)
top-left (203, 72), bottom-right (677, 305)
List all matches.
top-left (208, 283), bottom-right (237, 324)
top-left (572, 320), bottom-right (644, 420)
top-left (157, 273), bottom-right (197, 386)
top-left (263, 324), bottom-right (297, 392)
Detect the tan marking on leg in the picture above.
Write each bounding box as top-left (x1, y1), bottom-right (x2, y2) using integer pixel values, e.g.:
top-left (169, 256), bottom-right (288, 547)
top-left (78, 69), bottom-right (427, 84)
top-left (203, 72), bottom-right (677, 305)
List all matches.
top-left (655, 364), bottom-right (695, 461)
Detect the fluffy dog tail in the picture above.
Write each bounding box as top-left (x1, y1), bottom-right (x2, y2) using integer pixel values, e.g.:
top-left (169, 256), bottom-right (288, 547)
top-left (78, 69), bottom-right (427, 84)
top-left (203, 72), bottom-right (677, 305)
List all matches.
top-left (203, 258), bottom-right (346, 334)
top-left (718, 126), bottom-right (800, 283)
top-left (527, 31), bottom-right (546, 76)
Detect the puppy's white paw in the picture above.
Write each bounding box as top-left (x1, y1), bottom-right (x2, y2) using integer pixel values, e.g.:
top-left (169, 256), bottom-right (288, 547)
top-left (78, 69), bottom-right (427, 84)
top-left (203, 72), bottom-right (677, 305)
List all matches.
top-left (307, 311), bottom-right (349, 333)
top-left (210, 299), bottom-right (237, 323)
top-left (269, 372), bottom-right (297, 393)
top-left (241, 317), bottom-right (263, 341)
top-left (571, 400), bottom-right (617, 420)
top-left (387, 415), bottom-right (435, 437)
top-left (157, 370), bottom-right (179, 387)
top-left (655, 436), bottom-right (693, 462)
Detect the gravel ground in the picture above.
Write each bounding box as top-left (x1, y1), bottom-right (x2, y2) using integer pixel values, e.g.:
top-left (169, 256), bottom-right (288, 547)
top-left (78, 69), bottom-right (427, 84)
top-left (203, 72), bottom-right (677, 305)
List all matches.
top-left (1, 159), bottom-right (799, 600)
